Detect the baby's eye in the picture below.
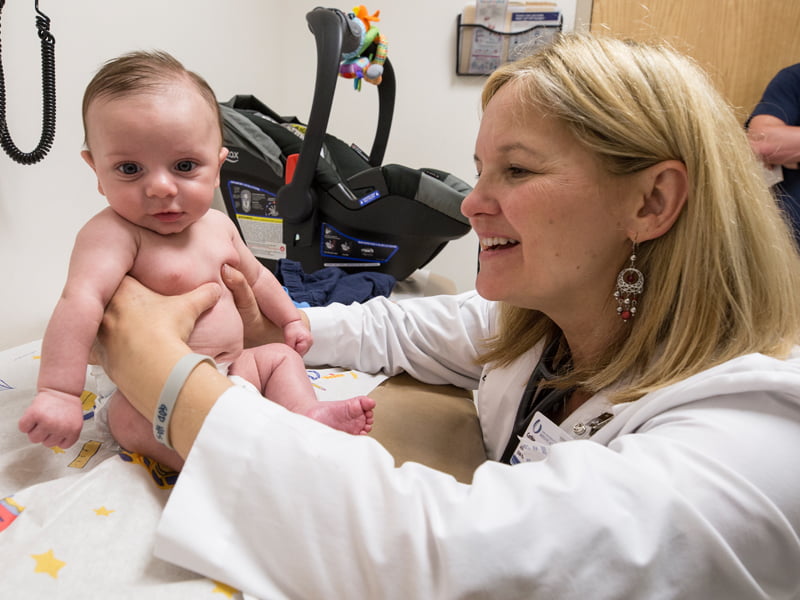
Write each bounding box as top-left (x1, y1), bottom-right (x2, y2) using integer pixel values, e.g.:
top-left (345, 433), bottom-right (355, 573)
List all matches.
top-left (175, 160), bottom-right (196, 172)
top-left (117, 163), bottom-right (140, 175)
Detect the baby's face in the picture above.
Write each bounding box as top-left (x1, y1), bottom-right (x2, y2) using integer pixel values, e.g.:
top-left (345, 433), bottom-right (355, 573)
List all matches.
top-left (82, 82), bottom-right (227, 235)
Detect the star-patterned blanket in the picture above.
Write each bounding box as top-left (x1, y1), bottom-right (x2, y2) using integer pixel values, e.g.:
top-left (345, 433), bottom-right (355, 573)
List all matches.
top-left (0, 340), bottom-right (386, 598)
top-left (0, 340), bottom-right (247, 598)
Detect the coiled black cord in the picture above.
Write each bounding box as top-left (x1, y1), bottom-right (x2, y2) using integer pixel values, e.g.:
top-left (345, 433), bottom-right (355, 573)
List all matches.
top-left (0, 0), bottom-right (56, 165)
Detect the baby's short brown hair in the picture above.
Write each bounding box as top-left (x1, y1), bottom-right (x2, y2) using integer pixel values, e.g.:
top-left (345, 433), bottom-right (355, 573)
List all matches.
top-left (82, 50), bottom-right (222, 145)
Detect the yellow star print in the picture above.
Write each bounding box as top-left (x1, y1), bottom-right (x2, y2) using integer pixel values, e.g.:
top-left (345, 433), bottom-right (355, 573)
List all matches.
top-left (94, 506), bottom-right (114, 516)
top-left (212, 580), bottom-right (239, 597)
top-left (31, 549), bottom-right (66, 578)
top-left (50, 446), bottom-right (65, 454)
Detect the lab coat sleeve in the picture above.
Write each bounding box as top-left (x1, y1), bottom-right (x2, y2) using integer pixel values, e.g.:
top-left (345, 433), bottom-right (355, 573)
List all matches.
top-left (302, 291), bottom-right (490, 390)
top-left (154, 382), bottom-right (800, 600)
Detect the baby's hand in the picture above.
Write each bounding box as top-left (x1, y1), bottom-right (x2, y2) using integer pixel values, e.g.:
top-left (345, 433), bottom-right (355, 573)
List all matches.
top-left (283, 319), bottom-right (313, 356)
top-left (18, 390), bottom-right (84, 449)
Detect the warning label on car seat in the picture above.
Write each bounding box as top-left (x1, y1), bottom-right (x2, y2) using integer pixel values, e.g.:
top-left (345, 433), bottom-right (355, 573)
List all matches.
top-left (227, 181), bottom-right (286, 260)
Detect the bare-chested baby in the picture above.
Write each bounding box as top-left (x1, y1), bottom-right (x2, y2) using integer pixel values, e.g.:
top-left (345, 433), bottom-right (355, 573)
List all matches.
top-left (18, 50), bottom-right (375, 471)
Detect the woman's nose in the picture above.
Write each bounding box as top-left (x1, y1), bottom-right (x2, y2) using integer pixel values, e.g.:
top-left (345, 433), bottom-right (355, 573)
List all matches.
top-left (460, 180), bottom-right (496, 219)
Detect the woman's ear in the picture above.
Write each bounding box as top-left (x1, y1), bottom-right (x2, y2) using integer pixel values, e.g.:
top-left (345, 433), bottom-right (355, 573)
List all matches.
top-left (629, 160), bottom-right (688, 242)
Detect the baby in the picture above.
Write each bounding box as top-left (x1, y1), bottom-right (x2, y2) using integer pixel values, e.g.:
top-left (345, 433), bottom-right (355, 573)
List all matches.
top-left (18, 50), bottom-right (374, 471)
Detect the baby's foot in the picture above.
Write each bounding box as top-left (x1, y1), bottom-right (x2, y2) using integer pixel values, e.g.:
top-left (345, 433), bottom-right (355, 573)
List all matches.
top-left (306, 396), bottom-right (375, 435)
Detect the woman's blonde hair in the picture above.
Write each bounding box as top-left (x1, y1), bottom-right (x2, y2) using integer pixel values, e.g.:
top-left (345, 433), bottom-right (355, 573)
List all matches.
top-left (479, 33), bottom-right (800, 402)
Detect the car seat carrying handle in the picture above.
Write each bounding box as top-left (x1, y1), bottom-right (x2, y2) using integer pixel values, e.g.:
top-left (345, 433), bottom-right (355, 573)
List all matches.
top-left (276, 7), bottom-right (395, 223)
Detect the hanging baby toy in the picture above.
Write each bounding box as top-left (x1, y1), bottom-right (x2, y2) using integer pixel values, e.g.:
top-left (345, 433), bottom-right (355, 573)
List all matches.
top-left (338, 5), bottom-right (388, 91)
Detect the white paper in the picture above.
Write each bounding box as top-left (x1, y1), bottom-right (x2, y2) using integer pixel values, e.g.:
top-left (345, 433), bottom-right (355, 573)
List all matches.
top-left (306, 367), bottom-right (388, 402)
top-left (469, 0), bottom-right (509, 74)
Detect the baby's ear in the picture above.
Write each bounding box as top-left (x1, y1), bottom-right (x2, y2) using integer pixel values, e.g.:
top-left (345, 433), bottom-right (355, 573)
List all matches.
top-left (80, 150), bottom-right (105, 196)
top-left (215, 147), bottom-right (229, 188)
top-left (80, 149), bottom-right (96, 171)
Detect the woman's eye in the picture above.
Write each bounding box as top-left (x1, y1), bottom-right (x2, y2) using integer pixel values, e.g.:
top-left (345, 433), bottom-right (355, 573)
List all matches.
top-left (117, 163), bottom-right (140, 175)
top-left (175, 160), bottom-right (196, 172)
top-left (508, 166), bottom-right (529, 177)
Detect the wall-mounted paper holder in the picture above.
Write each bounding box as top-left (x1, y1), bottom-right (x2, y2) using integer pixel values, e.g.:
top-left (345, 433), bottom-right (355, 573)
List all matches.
top-left (456, 12), bottom-right (562, 76)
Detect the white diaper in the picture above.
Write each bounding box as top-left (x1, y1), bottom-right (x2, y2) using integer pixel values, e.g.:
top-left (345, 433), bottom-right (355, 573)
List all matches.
top-left (88, 360), bottom-right (242, 425)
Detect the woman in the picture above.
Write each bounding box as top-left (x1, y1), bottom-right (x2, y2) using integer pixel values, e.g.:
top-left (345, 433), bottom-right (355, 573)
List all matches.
top-left (95, 34), bottom-right (800, 598)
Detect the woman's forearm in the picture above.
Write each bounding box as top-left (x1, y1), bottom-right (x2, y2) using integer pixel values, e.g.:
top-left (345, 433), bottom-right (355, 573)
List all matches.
top-left (96, 276), bottom-right (232, 457)
top-left (103, 336), bottom-right (232, 457)
top-left (165, 362), bottom-right (231, 457)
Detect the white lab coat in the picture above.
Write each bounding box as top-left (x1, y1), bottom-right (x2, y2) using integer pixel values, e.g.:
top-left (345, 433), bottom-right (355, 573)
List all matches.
top-left (155, 292), bottom-right (800, 599)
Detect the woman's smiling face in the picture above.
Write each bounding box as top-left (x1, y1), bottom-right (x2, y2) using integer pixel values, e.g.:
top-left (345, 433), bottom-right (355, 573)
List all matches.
top-left (462, 81), bottom-right (636, 323)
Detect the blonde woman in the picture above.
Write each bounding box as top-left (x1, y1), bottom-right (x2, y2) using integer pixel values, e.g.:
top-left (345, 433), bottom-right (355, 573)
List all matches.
top-left (94, 34), bottom-right (800, 598)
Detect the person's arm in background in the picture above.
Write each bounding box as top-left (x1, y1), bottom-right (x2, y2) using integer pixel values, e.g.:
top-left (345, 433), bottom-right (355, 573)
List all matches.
top-left (747, 64), bottom-right (800, 170)
top-left (747, 114), bottom-right (800, 169)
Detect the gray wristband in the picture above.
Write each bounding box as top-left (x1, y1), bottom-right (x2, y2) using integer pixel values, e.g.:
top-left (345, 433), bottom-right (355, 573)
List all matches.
top-left (153, 353), bottom-right (215, 449)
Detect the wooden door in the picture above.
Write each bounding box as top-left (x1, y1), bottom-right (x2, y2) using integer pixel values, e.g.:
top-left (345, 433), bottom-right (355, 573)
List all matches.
top-left (590, 0), bottom-right (800, 121)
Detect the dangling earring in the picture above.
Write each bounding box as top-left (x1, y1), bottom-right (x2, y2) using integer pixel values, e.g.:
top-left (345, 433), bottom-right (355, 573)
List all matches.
top-left (614, 240), bottom-right (644, 322)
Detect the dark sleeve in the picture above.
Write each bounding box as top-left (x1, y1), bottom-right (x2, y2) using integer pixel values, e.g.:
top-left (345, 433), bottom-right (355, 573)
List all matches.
top-left (747, 63), bottom-right (800, 126)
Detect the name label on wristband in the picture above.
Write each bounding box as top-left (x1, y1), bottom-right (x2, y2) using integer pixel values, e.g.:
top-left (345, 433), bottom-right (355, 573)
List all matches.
top-left (154, 403), bottom-right (170, 445)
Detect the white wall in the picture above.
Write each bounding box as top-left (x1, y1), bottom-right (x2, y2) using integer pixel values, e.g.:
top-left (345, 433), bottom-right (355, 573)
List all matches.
top-left (0, 0), bottom-right (589, 350)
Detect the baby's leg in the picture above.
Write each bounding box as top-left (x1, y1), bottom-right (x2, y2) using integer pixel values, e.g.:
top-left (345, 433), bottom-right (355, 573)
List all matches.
top-left (106, 390), bottom-right (184, 471)
top-left (230, 344), bottom-right (375, 435)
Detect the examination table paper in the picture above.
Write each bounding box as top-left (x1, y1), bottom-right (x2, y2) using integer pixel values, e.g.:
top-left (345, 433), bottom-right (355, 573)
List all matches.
top-left (0, 340), bottom-right (385, 598)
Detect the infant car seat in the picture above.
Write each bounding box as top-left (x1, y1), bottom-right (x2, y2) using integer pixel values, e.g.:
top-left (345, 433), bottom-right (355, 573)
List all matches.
top-left (217, 7), bottom-right (472, 280)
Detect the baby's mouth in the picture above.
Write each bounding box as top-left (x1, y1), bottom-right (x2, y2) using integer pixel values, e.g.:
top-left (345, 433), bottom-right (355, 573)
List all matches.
top-left (153, 211), bottom-right (184, 223)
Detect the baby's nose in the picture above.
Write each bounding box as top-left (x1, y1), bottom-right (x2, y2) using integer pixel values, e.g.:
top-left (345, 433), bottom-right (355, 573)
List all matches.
top-left (145, 171), bottom-right (178, 198)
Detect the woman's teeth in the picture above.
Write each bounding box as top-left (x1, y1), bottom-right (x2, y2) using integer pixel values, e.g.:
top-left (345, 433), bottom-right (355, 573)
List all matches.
top-left (480, 237), bottom-right (519, 251)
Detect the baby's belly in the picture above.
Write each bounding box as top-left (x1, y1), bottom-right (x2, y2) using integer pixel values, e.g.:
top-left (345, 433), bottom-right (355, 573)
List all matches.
top-left (186, 291), bottom-right (244, 364)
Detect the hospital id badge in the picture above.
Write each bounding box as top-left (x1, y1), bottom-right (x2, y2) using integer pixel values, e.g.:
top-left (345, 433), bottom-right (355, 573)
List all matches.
top-left (510, 411), bottom-right (573, 464)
